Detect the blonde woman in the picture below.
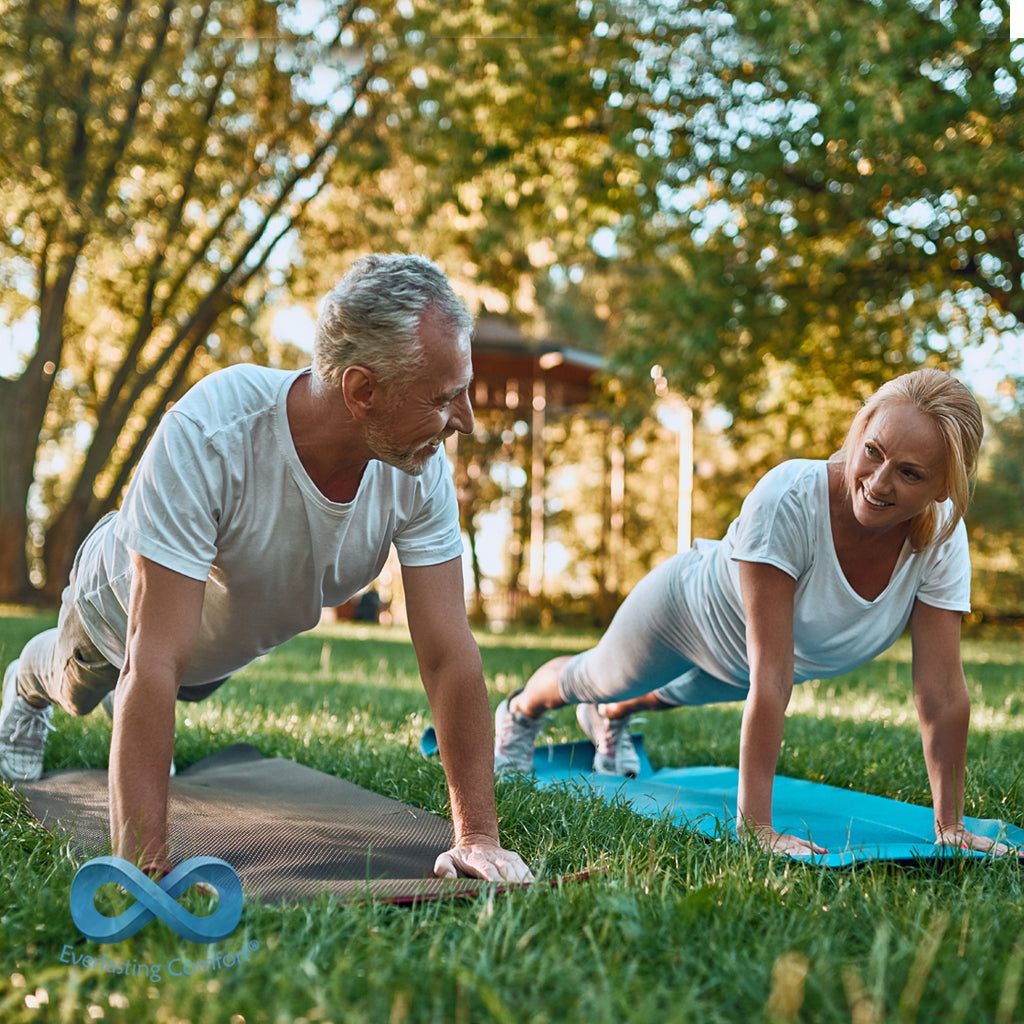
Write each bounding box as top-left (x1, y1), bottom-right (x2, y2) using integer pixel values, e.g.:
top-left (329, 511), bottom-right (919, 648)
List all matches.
top-left (495, 369), bottom-right (1011, 856)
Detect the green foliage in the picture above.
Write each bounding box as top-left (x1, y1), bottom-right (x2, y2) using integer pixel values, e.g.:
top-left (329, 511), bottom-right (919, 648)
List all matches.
top-left (2, 0), bottom-right (1020, 616)
top-left (0, 0), bottom-right (445, 598)
top-left (606, 0), bottom-right (1023, 410)
top-left (0, 0), bottom-right (681, 604)
top-left (3, 616), bottom-right (1024, 1022)
top-left (969, 379), bottom-right (1024, 618)
top-left (290, 0), bottom-right (661, 327)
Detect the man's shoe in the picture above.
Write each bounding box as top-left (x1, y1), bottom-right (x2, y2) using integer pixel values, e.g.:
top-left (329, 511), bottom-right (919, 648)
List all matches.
top-left (576, 703), bottom-right (640, 777)
top-left (0, 660), bottom-right (54, 784)
top-left (494, 692), bottom-right (543, 775)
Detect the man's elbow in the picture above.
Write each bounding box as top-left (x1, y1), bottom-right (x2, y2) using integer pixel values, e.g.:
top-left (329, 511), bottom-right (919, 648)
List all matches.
top-left (116, 660), bottom-right (181, 710)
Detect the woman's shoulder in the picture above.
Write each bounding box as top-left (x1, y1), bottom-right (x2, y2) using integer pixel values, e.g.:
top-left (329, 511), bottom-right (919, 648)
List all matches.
top-left (748, 458), bottom-right (825, 503)
top-left (734, 460), bottom-right (826, 532)
top-left (726, 459), bottom-right (824, 561)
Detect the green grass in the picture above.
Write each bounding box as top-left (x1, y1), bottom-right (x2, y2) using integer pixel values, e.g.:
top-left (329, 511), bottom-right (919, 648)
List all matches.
top-left (2, 612), bottom-right (1024, 1022)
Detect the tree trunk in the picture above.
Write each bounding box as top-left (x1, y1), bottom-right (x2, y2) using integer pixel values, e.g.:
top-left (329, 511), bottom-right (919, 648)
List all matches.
top-left (0, 379), bottom-right (35, 600)
top-left (463, 512), bottom-right (486, 622)
top-left (38, 493), bottom-right (98, 602)
top-left (0, 256), bottom-right (76, 602)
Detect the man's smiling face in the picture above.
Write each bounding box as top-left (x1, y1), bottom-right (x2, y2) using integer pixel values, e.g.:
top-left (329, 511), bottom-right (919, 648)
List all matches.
top-left (364, 310), bottom-right (474, 476)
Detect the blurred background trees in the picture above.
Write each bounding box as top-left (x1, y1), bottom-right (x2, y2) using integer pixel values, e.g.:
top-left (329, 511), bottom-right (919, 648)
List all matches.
top-left (1, 0), bottom-right (1021, 623)
top-left (0, 0), bottom-right (391, 597)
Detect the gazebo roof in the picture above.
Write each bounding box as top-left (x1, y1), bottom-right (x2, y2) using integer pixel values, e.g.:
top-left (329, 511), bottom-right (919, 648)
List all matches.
top-left (470, 317), bottom-right (604, 413)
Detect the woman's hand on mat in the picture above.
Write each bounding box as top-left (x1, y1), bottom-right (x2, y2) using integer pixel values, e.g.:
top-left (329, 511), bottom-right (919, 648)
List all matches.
top-left (434, 838), bottom-right (534, 883)
top-left (740, 823), bottom-right (827, 857)
top-left (935, 827), bottom-right (1014, 856)
top-left (764, 831), bottom-right (828, 857)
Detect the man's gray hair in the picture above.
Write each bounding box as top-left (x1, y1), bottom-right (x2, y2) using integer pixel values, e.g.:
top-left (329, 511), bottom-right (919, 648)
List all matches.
top-left (311, 253), bottom-right (474, 394)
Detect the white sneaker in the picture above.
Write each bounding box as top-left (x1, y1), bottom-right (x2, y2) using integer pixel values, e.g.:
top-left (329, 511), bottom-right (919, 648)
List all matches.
top-left (576, 703), bottom-right (640, 777)
top-left (493, 693), bottom-right (544, 775)
top-left (0, 660), bottom-right (54, 783)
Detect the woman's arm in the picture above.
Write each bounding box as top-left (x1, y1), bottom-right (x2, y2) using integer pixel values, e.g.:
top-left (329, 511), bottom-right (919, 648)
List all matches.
top-left (910, 599), bottom-right (1010, 854)
top-left (737, 561), bottom-right (827, 855)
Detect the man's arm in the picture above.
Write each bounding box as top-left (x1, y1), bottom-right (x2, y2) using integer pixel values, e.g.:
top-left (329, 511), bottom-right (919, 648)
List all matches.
top-left (910, 599), bottom-right (1009, 854)
top-left (109, 552), bottom-right (204, 872)
top-left (401, 557), bottom-right (532, 882)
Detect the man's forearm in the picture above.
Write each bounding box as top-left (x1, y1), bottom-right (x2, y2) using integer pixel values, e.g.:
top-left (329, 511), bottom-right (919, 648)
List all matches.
top-left (108, 677), bottom-right (177, 867)
top-left (427, 672), bottom-right (500, 844)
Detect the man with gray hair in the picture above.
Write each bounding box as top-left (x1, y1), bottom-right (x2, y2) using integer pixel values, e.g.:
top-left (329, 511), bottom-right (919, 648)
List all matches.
top-left (0, 253), bottom-right (532, 884)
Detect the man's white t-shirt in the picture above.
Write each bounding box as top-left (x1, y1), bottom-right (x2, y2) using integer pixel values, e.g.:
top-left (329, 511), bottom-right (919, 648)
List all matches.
top-left (70, 365), bottom-right (464, 686)
top-left (671, 459), bottom-right (972, 689)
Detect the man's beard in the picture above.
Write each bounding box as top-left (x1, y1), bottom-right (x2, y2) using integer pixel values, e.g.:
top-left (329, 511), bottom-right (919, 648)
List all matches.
top-left (364, 417), bottom-right (439, 476)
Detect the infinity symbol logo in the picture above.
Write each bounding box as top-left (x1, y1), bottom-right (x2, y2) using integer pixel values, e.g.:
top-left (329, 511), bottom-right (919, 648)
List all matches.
top-left (70, 856), bottom-right (243, 943)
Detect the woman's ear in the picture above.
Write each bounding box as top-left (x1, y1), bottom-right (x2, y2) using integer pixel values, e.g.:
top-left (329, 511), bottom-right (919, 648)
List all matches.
top-left (341, 365), bottom-right (377, 421)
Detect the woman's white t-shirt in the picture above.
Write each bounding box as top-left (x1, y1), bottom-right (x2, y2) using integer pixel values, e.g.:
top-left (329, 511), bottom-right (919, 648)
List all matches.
top-left (674, 459), bottom-right (972, 688)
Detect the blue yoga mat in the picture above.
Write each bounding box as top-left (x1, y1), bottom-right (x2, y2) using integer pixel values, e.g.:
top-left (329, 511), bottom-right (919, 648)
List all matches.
top-left (420, 728), bottom-right (1024, 866)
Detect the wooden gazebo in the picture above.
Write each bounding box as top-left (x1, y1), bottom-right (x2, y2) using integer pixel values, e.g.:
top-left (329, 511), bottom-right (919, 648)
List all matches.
top-left (466, 318), bottom-right (605, 598)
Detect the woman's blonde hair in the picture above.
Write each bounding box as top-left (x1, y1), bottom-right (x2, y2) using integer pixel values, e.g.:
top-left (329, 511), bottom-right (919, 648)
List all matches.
top-left (831, 369), bottom-right (984, 550)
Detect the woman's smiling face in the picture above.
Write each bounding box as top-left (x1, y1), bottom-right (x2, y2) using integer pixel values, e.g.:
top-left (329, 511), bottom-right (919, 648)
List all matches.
top-left (846, 401), bottom-right (949, 536)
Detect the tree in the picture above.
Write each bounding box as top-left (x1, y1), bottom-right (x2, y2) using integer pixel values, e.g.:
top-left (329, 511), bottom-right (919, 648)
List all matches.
top-left (602, 0), bottom-right (1022, 411)
top-left (0, 0), bottom-right (689, 602)
top-left (970, 380), bottom-right (1024, 618)
top-left (0, 0), bottom-right (443, 600)
top-left (290, 0), bottom-right (734, 341)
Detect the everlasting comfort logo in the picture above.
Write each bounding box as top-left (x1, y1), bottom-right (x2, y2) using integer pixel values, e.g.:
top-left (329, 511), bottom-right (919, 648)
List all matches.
top-left (69, 856), bottom-right (243, 943)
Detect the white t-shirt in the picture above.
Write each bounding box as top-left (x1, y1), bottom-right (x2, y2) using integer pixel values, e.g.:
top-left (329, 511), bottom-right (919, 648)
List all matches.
top-left (674, 459), bottom-right (972, 687)
top-left (71, 365), bottom-right (464, 686)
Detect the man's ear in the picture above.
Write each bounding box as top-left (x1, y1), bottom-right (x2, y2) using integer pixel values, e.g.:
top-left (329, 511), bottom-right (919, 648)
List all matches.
top-left (341, 365), bottom-right (377, 421)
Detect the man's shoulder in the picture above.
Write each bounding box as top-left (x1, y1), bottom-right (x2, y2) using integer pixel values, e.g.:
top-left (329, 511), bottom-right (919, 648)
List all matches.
top-left (359, 451), bottom-right (458, 532)
top-left (184, 363), bottom-right (293, 399)
top-left (173, 365), bottom-right (297, 425)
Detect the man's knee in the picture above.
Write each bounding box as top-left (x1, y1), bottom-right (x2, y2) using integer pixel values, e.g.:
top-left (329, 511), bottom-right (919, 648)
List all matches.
top-left (56, 649), bottom-right (120, 717)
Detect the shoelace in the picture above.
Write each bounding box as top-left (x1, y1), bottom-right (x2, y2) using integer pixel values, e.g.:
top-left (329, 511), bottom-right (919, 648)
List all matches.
top-left (593, 715), bottom-right (623, 758)
top-left (498, 705), bottom-right (539, 752)
top-left (8, 710), bottom-right (55, 746)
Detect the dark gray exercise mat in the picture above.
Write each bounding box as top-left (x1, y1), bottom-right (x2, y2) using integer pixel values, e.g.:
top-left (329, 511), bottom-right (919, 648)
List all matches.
top-left (18, 744), bottom-right (498, 904)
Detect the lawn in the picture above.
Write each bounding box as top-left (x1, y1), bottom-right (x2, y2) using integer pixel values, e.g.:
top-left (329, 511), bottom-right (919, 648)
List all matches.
top-left (2, 608), bottom-right (1024, 1023)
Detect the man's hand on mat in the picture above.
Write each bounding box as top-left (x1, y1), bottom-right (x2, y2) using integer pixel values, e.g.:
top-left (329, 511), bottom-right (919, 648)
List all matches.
top-left (140, 861), bottom-right (219, 895)
top-left (433, 838), bottom-right (534, 883)
top-left (935, 827), bottom-right (1013, 856)
top-left (140, 861), bottom-right (172, 881)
